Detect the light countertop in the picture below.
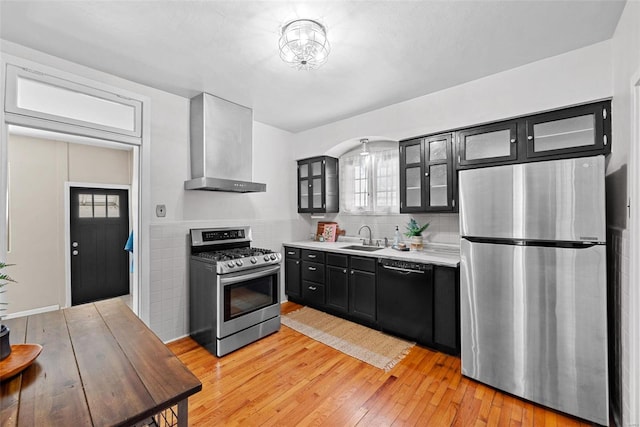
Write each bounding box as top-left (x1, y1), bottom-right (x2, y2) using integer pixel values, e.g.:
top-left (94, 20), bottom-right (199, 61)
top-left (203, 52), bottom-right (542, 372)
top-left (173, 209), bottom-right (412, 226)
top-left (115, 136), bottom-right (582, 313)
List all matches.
top-left (283, 240), bottom-right (460, 267)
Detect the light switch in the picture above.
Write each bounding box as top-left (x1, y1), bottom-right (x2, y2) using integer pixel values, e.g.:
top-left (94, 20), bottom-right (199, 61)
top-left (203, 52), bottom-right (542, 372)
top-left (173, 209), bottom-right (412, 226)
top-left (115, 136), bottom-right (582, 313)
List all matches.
top-left (156, 204), bottom-right (166, 217)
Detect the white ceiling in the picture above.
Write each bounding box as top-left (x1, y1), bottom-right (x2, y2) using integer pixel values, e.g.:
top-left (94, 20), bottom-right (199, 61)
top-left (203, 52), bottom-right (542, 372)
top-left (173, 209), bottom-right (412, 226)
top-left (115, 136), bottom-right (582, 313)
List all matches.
top-left (0, 1), bottom-right (626, 133)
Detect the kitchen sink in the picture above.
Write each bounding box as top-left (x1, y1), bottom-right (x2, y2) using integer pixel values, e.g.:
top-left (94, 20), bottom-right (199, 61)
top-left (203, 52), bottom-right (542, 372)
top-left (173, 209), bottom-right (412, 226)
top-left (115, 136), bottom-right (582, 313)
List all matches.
top-left (341, 245), bottom-right (384, 252)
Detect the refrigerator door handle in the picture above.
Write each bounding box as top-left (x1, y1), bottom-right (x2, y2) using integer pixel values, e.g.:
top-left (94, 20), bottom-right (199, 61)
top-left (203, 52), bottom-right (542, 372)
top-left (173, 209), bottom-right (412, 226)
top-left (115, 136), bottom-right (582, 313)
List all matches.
top-left (461, 236), bottom-right (602, 248)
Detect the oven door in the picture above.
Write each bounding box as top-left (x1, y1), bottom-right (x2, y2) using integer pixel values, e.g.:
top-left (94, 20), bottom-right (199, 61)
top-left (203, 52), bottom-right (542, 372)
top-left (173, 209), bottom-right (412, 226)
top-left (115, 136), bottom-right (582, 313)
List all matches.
top-left (217, 264), bottom-right (281, 338)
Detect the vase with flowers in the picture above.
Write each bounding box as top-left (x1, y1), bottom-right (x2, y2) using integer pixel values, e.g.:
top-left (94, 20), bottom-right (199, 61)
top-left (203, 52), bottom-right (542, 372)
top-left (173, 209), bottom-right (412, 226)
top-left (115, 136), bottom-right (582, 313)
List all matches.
top-left (404, 218), bottom-right (430, 251)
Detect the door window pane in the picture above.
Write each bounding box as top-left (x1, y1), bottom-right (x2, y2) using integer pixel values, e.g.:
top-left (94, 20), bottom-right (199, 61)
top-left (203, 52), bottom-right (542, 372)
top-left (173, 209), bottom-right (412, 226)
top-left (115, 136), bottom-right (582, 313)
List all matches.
top-left (93, 194), bottom-right (106, 218)
top-left (429, 140), bottom-right (447, 161)
top-left (405, 144), bottom-right (421, 164)
top-left (532, 115), bottom-right (595, 152)
top-left (107, 195), bottom-right (120, 218)
top-left (466, 129), bottom-right (511, 160)
top-left (79, 194), bottom-right (93, 218)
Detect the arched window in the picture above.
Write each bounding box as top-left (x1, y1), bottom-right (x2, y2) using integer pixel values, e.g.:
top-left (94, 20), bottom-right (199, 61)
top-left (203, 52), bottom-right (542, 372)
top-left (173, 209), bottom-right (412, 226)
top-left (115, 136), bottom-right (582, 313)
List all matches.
top-left (339, 141), bottom-right (399, 214)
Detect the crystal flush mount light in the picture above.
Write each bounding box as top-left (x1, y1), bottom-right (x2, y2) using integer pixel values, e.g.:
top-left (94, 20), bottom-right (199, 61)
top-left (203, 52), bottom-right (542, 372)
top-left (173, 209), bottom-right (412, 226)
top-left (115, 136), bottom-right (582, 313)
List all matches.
top-left (279, 19), bottom-right (330, 70)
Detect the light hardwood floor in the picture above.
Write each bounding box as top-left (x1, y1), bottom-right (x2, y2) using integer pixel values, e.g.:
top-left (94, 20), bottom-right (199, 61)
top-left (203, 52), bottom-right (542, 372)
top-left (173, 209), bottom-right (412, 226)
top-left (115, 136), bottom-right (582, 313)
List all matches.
top-left (167, 302), bottom-right (595, 426)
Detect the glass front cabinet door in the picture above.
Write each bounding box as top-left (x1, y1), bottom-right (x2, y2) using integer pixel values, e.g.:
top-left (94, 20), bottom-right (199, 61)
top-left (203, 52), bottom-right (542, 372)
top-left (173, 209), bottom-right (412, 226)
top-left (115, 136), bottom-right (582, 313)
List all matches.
top-left (400, 133), bottom-right (456, 213)
top-left (457, 120), bottom-right (518, 168)
top-left (297, 156), bottom-right (339, 213)
top-left (525, 101), bottom-right (611, 159)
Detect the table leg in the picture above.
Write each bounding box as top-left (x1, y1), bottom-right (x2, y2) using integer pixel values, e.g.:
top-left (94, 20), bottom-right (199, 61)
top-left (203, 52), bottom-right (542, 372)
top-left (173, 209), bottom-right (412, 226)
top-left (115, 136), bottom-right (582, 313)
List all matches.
top-left (177, 398), bottom-right (188, 427)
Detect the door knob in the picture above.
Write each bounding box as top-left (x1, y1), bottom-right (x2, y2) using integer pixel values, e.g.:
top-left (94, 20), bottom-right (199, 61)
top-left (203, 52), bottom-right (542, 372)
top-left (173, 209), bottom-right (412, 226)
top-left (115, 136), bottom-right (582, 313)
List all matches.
top-left (72, 242), bottom-right (79, 248)
top-left (72, 250), bottom-right (79, 256)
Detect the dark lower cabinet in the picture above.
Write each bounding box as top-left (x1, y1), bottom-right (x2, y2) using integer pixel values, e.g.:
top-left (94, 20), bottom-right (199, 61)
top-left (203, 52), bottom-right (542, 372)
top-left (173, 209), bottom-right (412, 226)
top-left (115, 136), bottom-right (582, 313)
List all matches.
top-left (302, 281), bottom-right (325, 306)
top-left (284, 247), bottom-right (301, 298)
top-left (433, 266), bottom-right (460, 354)
top-left (326, 254), bottom-right (349, 313)
top-left (349, 257), bottom-right (376, 323)
top-left (283, 247), bottom-right (459, 356)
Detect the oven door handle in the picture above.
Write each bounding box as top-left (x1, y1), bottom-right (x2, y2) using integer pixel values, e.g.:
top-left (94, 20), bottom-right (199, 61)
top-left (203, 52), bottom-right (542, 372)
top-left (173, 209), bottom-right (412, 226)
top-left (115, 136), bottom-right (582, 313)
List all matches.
top-left (219, 265), bottom-right (281, 286)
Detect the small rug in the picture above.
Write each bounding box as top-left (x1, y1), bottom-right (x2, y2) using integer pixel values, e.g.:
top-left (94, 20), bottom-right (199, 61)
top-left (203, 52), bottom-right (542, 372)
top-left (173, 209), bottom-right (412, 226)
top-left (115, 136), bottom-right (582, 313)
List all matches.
top-left (281, 306), bottom-right (414, 371)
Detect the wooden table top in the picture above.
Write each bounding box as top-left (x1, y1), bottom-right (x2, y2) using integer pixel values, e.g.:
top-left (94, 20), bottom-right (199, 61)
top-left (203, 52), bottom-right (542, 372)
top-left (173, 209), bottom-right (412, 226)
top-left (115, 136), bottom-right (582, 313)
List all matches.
top-left (0, 298), bottom-right (202, 427)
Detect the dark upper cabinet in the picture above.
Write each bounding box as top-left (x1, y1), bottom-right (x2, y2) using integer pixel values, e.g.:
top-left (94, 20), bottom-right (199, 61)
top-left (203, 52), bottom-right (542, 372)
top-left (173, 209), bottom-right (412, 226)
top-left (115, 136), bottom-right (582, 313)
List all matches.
top-left (297, 156), bottom-right (339, 213)
top-left (455, 101), bottom-right (611, 170)
top-left (525, 101), bottom-right (611, 159)
top-left (400, 133), bottom-right (456, 213)
top-left (456, 121), bottom-right (518, 168)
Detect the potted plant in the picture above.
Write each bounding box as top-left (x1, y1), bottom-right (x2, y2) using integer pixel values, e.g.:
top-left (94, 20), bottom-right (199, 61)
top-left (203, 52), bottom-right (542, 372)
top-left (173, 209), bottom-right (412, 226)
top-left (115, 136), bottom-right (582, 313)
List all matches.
top-left (0, 262), bottom-right (16, 361)
top-left (404, 218), bottom-right (429, 251)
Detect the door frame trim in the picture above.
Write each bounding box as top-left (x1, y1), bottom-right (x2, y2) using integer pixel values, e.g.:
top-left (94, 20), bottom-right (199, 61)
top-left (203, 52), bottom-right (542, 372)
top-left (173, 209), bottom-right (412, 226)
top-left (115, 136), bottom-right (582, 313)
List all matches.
top-left (0, 51), bottom-right (150, 323)
top-left (65, 182), bottom-right (132, 308)
top-left (628, 68), bottom-right (640, 426)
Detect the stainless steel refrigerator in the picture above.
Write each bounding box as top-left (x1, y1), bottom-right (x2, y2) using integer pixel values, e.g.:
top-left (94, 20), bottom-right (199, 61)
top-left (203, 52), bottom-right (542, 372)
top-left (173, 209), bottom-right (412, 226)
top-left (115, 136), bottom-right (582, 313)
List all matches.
top-left (459, 155), bottom-right (608, 425)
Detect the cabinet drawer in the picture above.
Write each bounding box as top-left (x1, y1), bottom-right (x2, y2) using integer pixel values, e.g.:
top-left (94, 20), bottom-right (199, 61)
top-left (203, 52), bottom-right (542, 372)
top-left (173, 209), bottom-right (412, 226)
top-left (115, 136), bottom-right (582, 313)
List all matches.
top-left (302, 250), bottom-right (325, 263)
top-left (302, 261), bottom-right (325, 283)
top-left (284, 247), bottom-right (300, 259)
top-left (302, 281), bottom-right (325, 305)
top-left (350, 256), bottom-right (376, 273)
top-left (327, 253), bottom-right (348, 267)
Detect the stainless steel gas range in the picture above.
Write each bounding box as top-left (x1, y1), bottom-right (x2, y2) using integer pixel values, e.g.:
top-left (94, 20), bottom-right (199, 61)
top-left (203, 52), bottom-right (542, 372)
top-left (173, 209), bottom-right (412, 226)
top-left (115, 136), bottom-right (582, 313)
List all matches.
top-left (189, 226), bottom-right (282, 357)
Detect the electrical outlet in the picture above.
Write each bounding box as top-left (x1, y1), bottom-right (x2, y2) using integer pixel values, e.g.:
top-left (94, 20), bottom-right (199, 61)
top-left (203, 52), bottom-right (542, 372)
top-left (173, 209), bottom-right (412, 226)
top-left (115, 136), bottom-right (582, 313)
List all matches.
top-left (156, 204), bottom-right (166, 217)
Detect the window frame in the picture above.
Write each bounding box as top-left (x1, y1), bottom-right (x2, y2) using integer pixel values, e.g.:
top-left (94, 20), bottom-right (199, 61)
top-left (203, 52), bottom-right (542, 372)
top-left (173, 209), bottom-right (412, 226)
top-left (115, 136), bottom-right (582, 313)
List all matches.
top-left (339, 142), bottom-right (399, 215)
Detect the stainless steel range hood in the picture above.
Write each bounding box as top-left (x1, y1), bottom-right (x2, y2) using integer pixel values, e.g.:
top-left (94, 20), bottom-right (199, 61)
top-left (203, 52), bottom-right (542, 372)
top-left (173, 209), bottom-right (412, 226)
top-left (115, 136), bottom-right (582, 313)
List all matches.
top-left (184, 93), bottom-right (266, 193)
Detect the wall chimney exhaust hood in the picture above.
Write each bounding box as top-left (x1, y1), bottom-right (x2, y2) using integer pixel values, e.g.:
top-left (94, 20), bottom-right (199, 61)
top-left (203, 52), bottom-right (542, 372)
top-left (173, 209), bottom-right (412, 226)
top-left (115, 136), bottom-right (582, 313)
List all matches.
top-left (184, 93), bottom-right (266, 193)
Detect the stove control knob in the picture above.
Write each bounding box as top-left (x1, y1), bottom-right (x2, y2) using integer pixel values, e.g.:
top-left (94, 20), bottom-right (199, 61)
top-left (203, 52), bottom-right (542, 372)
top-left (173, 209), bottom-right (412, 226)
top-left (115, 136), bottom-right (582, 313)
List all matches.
top-left (227, 262), bottom-right (235, 268)
top-left (264, 255), bottom-right (271, 261)
top-left (235, 260), bottom-right (243, 267)
top-left (250, 257), bottom-right (258, 264)
top-left (269, 254), bottom-right (277, 260)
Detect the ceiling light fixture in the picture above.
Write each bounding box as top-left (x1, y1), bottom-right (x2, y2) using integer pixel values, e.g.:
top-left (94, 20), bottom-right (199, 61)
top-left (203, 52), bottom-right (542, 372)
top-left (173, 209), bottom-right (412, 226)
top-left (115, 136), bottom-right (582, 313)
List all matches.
top-left (360, 138), bottom-right (370, 156)
top-left (279, 19), bottom-right (330, 70)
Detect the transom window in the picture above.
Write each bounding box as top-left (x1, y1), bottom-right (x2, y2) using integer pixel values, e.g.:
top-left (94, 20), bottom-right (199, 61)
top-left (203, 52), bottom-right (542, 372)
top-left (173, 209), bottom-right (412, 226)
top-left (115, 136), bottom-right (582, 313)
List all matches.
top-left (79, 193), bottom-right (121, 218)
top-left (339, 141), bottom-right (399, 214)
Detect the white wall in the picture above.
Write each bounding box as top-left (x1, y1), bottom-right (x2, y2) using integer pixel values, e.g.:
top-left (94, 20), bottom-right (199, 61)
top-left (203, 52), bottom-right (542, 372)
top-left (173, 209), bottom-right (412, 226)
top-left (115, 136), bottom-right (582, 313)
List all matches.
top-left (0, 40), bottom-right (300, 342)
top-left (608, 2), bottom-right (640, 426)
top-left (292, 40), bottom-right (613, 159)
top-left (149, 120), bottom-right (299, 341)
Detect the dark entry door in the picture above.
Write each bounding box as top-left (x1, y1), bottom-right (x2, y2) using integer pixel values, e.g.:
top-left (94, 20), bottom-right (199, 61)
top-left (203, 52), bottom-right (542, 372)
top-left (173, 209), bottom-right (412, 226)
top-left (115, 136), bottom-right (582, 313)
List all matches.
top-left (70, 187), bottom-right (129, 305)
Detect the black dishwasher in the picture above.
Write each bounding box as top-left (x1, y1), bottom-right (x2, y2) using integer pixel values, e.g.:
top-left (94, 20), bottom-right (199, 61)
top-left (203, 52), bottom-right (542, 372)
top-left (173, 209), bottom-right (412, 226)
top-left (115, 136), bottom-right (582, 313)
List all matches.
top-left (377, 258), bottom-right (433, 345)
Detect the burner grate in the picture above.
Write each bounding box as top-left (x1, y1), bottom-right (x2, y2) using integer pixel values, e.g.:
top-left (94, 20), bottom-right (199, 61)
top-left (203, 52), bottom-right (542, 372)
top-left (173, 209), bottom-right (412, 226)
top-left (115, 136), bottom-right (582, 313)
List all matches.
top-left (196, 247), bottom-right (275, 262)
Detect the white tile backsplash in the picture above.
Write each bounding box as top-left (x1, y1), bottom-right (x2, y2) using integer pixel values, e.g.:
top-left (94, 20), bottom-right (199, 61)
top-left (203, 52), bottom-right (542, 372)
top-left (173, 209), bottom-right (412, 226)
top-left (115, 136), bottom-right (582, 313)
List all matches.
top-left (148, 218), bottom-right (306, 342)
top-left (310, 213), bottom-right (460, 246)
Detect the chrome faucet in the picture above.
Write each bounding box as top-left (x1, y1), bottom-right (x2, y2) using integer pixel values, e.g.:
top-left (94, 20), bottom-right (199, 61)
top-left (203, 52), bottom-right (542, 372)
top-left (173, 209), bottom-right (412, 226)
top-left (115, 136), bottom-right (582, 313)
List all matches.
top-left (358, 225), bottom-right (373, 246)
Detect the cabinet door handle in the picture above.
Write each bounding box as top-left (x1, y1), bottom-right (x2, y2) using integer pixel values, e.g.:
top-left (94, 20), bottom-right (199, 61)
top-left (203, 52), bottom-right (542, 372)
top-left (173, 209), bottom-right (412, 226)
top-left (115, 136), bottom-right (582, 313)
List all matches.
top-left (425, 172), bottom-right (429, 177)
top-left (308, 286), bottom-right (317, 291)
top-left (510, 138), bottom-right (517, 143)
top-left (527, 135), bottom-right (533, 141)
top-left (308, 266), bottom-right (317, 271)
top-left (287, 251), bottom-right (296, 255)
top-left (351, 270), bottom-right (355, 275)
top-left (604, 135), bottom-right (608, 146)
top-left (296, 261), bottom-right (299, 265)
top-left (307, 254), bottom-right (316, 259)
top-left (343, 269), bottom-right (347, 273)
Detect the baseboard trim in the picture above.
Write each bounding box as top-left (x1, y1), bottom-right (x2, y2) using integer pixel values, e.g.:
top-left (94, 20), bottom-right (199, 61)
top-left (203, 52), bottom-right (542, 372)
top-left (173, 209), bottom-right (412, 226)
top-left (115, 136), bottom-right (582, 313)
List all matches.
top-left (3, 304), bottom-right (60, 319)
